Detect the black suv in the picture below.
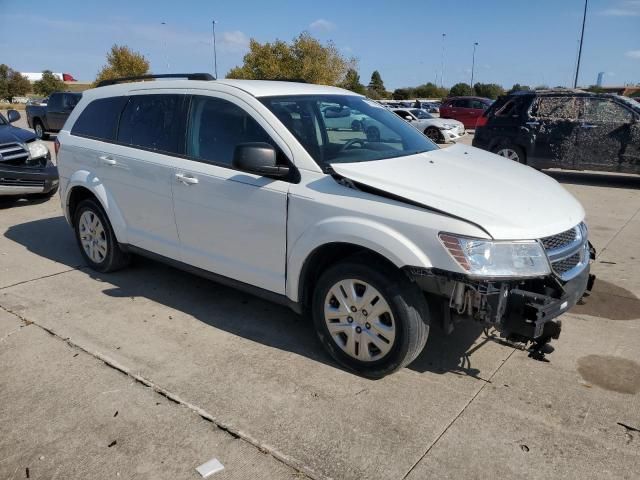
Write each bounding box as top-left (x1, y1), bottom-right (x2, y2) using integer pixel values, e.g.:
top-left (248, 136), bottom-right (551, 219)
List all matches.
top-left (472, 90), bottom-right (640, 174)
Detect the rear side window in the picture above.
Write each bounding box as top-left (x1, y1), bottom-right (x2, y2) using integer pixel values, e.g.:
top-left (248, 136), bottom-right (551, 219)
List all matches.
top-left (71, 96), bottom-right (128, 141)
top-left (186, 95), bottom-right (278, 167)
top-left (582, 98), bottom-right (633, 123)
top-left (48, 94), bottom-right (62, 110)
top-left (117, 94), bottom-right (184, 154)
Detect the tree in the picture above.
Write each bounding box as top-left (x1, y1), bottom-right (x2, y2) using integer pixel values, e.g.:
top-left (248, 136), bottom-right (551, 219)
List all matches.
top-left (227, 33), bottom-right (352, 86)
top-left (0, 64), bottom-right (31, 101)
top-left (95, 45), bottom-right (150, 85)
top-left (473, 82), bottom-right (505, 99)
top-left (508, 83), bottom-right (531, 94)
top-left (33, 70), bottom-right (66, 96)
top-left (367, 70), bottom-right (388, 99)
top-left (392, 88), bottom-right (412, 100)
top-left (414, 82), bottom-right (448, 99)
top-left (340, 68), bottom-right (366, 95)
top-left (449, 82), bottom-right (473, 97)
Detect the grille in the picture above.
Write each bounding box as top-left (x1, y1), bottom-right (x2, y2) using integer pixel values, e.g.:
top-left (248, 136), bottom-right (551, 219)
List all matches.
top-left (0, 142), bottom-right (29, 165)
top-left (0, 178), bottom-right (44, 187)
top-left (541, 227), bottom-right (577, 251)
top-left (552, 251), bottom-right (581, 275)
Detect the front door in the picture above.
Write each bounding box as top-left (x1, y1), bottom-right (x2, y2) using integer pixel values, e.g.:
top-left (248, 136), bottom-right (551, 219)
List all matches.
top-left (576, 97), bottom-right (639, 173)
top-left (527, 95), bottom-right (582, 169)
top-left (171, 94), bottom-right (290, 294)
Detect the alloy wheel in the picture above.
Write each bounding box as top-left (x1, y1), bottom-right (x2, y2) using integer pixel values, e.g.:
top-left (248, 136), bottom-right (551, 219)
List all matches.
top-left (78, 210), bottom-right (108, 264)
top-left (496, 148), bottom-right (521, 162)
top-left (35, 123), bottom-right (43, 138)
top-left (323, 279), bottom-right (396, 362)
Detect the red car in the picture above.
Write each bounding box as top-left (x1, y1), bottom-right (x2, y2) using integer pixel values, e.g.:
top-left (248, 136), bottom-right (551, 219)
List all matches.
top-left (439, 96), bottom-right (493, 129)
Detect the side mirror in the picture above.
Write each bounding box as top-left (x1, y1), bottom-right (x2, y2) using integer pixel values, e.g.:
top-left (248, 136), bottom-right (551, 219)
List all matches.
top-left (232, 142), bottom-right (289, 178)
top-left (404, 115), bottom-right (413, 121)
top-left (7, 109), bottom-right (21, 123)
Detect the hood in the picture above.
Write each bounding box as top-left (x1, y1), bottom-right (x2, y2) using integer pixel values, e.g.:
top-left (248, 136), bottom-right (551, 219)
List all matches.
top-left (330, 144), bottom-right (585, 240)
top-left (0, 124), bottom-right (37, 144)
top-left (423, 118), bottom-right (463, 128)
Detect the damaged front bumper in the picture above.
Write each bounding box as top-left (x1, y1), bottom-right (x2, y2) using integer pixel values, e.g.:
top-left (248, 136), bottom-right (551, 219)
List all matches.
top-left (0, 162), bottom-right (59, 196)
top-left (406, 260), bottom-right (595, 346)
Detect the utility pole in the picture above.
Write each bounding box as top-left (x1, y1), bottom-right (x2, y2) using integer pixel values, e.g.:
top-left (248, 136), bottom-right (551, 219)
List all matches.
top-left (212, 20), bottom-right (218, 79)
top-left (574, 0), bottom-right (588, 88)
top-left (161, 22), bottom-right (169, 71)
top-left (470, 42), bottom-right (479, 87)
top-left (440, 33), bottom-right (446, 88)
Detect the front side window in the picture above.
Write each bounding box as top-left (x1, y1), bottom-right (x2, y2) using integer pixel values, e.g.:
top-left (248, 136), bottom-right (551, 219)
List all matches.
top-left (117, 94), bottom-right (184, 154)
top-left (582, 98), bottom-right (633, 124)
top-left (260, 95), bottom-right (438, 170)
top-left (71, 96), bottom-right (128, 141)
top-left (48, 94), bottom-right (62, 110)
top-left (186, 95), bottom-right (282, 167)
top-left (532, 96), bottom-right (581, 120)
top-left (64, 93), bottom-right (81, 110)
top-left (410, 109), bottom-right (433, 119)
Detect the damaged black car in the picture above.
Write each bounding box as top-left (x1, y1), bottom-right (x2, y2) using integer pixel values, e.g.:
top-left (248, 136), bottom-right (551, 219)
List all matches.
top-left (0, 109), bottom-right (59, 199)
top-left (473, 90), bottom-right (640, 174)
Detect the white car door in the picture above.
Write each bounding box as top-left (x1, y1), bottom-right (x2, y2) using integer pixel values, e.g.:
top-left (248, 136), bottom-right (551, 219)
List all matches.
top-left (100, 93), bottom-right (185, 258)
top-left (171, 93), bottom-right (290, 294)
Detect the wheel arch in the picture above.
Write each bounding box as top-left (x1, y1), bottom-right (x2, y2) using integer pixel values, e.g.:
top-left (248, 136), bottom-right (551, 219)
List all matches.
top-left (64, 173), bottom-right (128, 243)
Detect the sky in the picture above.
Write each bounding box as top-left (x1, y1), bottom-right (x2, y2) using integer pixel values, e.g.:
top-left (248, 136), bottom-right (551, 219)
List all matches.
top-left (1, 0), bottom-right (638, 90)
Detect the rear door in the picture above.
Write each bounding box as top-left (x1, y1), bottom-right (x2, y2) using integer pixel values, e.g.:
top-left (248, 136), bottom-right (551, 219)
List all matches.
top-left (171, 93), bottom-right (290, 294)
top-left (576, 97), bottom-right (639, 173)
top-left (46, 93), bottom-right (66, 131)
top-left (467, 99), bottom-right (489, 128)
top-left (104, 93), bottom-right (186, 258)
top-left (527, 95), bottom-right (582, 169)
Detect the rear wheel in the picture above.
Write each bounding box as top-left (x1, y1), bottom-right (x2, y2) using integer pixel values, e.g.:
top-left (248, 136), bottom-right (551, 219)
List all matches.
top-left (34, 120), bottom-right (49, 140)
top-left (425, 127), bottom-right (443, 143)
top-left (312, 257), bottom-right (429, 378)
top-left (73, 198), bottom-right (130, 272)
top-left (493, 144), bottom-right (526, 164)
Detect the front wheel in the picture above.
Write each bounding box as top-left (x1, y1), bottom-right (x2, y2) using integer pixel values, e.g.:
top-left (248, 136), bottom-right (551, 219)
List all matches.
top-left (312, 257), bottom-right (429, 378)
top-left (34, 121), bottom-right (49, 140)
top-left (493, 144), bottom-right (526, 164)
top-left (425, 127), bottom-right (443, 143)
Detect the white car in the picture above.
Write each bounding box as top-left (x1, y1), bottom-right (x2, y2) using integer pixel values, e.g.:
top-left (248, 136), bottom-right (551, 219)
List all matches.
top-left (392, 108), bottom-right (464, 143)
top-left (56, 74), bottom-right (594, 377)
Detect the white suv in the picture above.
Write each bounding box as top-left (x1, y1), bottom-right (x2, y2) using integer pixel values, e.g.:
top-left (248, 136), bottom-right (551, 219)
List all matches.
top-left (56, 74), bottom-right (594, 377)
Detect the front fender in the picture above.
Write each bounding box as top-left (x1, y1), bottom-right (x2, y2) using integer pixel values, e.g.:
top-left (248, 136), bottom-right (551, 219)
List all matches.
top-left (63, 170), bottom-right (129, 244)
top-left (286, 216), bottom-right (432, 302)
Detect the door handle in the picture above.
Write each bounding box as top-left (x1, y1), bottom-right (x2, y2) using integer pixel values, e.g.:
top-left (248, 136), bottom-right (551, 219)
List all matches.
top-left (99, 155), bottom-right (117, 166)
top-left (580, 123), bottom-right (597, 129)
top-left (525, 121), bottom-right (540, 127)
top-left (175, 173), bottom-right (199, 185)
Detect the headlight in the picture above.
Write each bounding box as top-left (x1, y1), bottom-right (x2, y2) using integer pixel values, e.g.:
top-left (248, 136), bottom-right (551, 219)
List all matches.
top-left (439, 233), bottom-right (551, 278)
top-left (27, 141), bottom-right (49, 160)
top-left (440, 124), bottom-right (454, 130)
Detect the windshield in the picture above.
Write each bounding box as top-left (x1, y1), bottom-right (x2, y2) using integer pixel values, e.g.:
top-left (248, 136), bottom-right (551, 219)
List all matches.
top-left (615, 95), bottom-right (640, 112)
top-left (0, 114), bottom-right (6, 125)
top-left (410, 109), bottom-right (433, 119)
top-left (260, 95), bottom-right (438, 170)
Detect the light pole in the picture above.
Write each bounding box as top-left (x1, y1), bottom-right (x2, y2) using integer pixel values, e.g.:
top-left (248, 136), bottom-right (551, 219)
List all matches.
top-left (470, 42), bottom-right (479, 87)
top-left (440, 33), bottom-right (446, 88)
top-left (212, 20), bottom-right (218, 79)
top-left (161, 22), bottom-right (169, 71)
top-left (574, 0), bottom-right (588, 88)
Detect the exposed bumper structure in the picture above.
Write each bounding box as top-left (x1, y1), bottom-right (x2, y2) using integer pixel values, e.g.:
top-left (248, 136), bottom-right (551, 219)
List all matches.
top-left (0, 163), bottom-right (59, 196)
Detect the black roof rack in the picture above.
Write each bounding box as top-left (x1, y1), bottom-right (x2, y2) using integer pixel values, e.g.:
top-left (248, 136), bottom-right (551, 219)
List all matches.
top-left (95, 73), bottom-right (215, 88)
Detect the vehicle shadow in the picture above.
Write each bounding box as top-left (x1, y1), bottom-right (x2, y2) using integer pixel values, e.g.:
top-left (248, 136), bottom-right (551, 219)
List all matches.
top-left (546, 170), bottom-right (640, 189)
top-left (5, 216), bottom-right (499, 379)
top-left (0, 196), bottom-right (52, 210)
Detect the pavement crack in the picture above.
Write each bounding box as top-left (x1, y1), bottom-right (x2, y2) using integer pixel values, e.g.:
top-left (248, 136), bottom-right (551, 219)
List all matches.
top-left (401, 348), bottom-right (517, 480)
top-left (597, 206), bottom-right (640, 259)
top-left (0, 267), bottom-right (82, 291)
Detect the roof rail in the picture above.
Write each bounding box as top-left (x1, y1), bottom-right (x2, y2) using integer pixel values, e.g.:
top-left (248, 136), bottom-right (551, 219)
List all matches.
top-left (95, 73), bottom-right (215, 88)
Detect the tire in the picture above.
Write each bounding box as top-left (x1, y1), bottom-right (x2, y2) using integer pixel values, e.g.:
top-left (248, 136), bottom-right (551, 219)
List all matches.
top-left (492, 143), bottom-right (526, 164)
top-left (351, 119), bottom-right (362, 132)
top-left (425, 127), bottom-right (443, 143)
top-left (73, 198), bottom-right (130, 272)
top-left (34, 120), bottom-right (49, 140)
top-left (365, 126), bottom-right (380, 142)
top-left (312, 256), bottom-right (429, 378)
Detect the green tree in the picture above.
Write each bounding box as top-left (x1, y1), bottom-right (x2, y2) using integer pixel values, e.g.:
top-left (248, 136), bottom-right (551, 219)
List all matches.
top-left (473, 82), bottom-right (505, 99)
top-left (0, 64), bottom-right (31, 101)
top-left (95, 45), bottom-right (150, 85)
top-left (227, 33), bottom-right (352, 86)
top-left (33, 70), bottom-right (65, 96)
top-left (414, 82), bottom-right (448, 99)
top-left (340, 68), bottom-right (366, 95)
top-left (449, 82), bottom-right (474, 97)
top-left (392, 88), bottom-right (412, 100)
top-left (367, 70), bottom-right (388, 99)
top-left (508, 83), bottom-right (531, 94)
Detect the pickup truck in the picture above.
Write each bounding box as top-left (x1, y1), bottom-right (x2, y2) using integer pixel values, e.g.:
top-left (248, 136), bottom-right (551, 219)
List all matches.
top-left (26, 92), bottom-right (81, 139)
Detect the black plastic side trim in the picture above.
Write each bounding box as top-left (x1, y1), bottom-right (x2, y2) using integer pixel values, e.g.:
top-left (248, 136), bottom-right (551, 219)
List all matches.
top-left (122, 245), bottom-right (302, 314)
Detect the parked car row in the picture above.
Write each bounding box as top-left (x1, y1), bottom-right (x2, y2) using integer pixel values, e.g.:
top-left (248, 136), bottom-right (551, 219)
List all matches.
top-left (26, 91), bottom-right (82, 139)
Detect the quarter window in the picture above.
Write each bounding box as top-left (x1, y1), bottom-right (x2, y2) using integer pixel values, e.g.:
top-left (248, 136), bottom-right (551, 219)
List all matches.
top-left (117, 94), bottom-right (184, 154)
top-left (186, 96), bottom-right (279, 167)
top-left (582, 99), bottom-right (633, 123)
top-left (71, 96), bottom-right (128, 141)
